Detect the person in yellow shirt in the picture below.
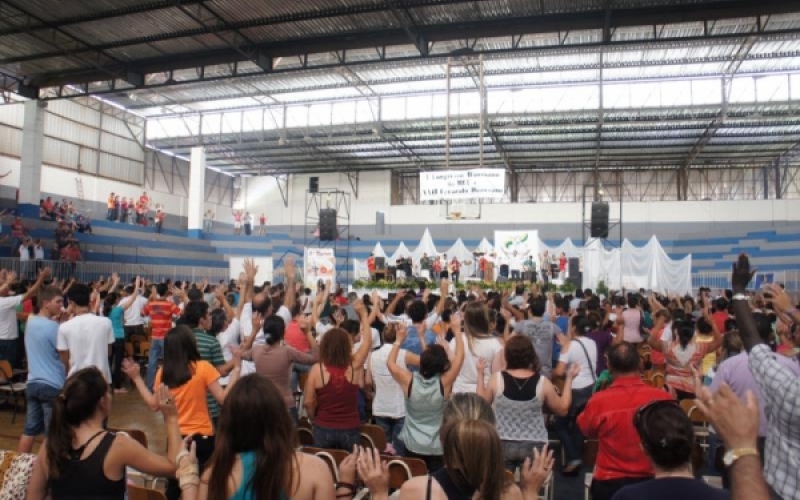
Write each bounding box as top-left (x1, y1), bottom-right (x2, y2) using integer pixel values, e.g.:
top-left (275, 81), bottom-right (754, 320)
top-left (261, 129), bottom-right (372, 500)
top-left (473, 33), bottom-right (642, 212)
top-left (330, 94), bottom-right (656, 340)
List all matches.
top-left (695, 316), bottom-right (717, 376)
top-left (106, 192), bottom-right (115, 220)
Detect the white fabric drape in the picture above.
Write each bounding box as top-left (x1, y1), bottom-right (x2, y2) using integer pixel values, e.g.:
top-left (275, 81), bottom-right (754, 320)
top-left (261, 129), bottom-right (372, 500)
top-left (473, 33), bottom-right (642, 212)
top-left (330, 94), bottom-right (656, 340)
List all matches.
top-left (411, 228), bottom-right (439, 261)
top-left (372, 242), bottom-right (387, 258)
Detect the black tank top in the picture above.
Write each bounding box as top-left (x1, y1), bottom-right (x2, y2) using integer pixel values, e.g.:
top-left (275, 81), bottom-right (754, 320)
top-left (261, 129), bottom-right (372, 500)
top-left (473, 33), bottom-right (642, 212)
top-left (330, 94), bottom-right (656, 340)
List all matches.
top-left (501, 371), bottom-right (540, 401)
top-left (50, 432), bottom-right (126, 500)
top-left (426, 468), bottom-right (477, 500)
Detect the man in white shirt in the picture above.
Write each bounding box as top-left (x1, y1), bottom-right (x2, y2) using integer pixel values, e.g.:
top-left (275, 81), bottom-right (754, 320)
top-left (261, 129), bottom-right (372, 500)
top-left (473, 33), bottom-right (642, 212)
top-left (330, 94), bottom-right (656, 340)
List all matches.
top-left (57, 284), bottom-right (115, 382)
top-left (509, 251), bottom-right (523, 280)
top-left (0, 268), bottom-right (49, 367)
top-left (121, 283), bottom-right (148, 340)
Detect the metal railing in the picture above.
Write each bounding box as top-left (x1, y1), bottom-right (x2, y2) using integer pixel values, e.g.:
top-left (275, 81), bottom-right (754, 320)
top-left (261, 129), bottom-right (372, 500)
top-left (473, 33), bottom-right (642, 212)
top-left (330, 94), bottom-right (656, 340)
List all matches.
top-left (0, 258), bottom-right (229, 284)
top-left (693, 271), bottom-right (800, 294)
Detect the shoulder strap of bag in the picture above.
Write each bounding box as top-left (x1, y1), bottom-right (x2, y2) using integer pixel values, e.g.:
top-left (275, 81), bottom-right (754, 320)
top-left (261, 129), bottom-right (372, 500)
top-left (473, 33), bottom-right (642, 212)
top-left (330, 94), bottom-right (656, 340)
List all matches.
top-left (575, 338), bottom-right (597, 382)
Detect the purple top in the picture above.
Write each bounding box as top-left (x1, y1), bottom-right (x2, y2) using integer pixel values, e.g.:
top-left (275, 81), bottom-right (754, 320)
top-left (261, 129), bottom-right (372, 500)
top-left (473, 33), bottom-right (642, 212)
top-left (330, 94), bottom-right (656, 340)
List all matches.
top-left (712, 351), bottom-right (800, 436)
top-left (586, 330), bottom-right (614, 375)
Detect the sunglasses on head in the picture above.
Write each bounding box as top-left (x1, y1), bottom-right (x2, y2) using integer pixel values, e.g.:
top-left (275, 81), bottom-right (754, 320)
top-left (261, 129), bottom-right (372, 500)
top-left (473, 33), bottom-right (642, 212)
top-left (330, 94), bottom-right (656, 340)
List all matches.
top-left (634, 399), bottom-right (680, 429)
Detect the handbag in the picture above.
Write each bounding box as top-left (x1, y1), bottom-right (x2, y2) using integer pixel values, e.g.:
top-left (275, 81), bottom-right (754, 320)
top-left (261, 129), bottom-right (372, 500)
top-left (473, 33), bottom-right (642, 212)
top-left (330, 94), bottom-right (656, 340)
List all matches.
top-left (567, 339), bottom-right (596, 417)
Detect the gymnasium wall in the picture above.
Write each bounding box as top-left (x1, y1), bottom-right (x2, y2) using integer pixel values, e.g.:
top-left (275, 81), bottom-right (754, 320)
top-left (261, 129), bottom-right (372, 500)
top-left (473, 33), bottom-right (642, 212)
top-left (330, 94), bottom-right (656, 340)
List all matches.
top-left (244, 172), bottom-right (800, 243)
top-left (0, 100), bottom-right (231, 227)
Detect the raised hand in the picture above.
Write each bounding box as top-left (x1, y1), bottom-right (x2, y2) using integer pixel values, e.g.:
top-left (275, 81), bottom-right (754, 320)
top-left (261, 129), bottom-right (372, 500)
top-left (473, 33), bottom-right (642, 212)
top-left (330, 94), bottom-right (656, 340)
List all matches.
top-left (395, 322), bottom-right (409, 344)
top-left (764, 283), bottom-right (794, 313)
top-left (156, 384), bottom-right (177, 418)
top-left (521, 444), bottom-right (554, 495)
top-left (356, 446), bottom-right (389, 496)
top-left (476, 357), bottom-right (486, 374)
top-left (732, 253), bottom-right (756, 293)
top-left (121, 358), bottom-right (141, 380)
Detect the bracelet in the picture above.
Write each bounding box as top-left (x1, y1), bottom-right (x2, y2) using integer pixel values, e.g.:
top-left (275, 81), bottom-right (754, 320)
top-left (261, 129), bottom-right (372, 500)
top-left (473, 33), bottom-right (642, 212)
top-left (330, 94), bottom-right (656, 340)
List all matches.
top-left (179, 472), bottom-right (200, 490)
top-left (335, 482), bottom-right (357, 495)
top-left (732, 293), bottom-right (748, 301)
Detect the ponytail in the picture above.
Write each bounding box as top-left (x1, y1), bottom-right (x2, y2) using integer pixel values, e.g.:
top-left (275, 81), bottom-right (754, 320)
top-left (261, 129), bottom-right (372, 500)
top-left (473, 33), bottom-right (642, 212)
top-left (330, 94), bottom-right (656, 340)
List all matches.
top-left (102, 292), bottom-right (118, 318)
top-left (46, 368), bottom-right (108, 479)
top-left (675, 321), bottom-right (694, 350)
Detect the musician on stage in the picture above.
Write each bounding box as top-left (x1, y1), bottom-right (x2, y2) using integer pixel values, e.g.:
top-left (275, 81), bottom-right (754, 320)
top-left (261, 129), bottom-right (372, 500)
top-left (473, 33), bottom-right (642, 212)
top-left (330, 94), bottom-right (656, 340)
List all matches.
top-left (449, 256), bottom-right (461, 284)
top-left (523, 255), bottom-right (536, 284)
top-left (420, 253), bottom-right (431, 278)
top-left (433, 256), bottom-right (443, 282)
top-left (540, 250), bottom-right (550, 285)
top-left (485, 252), bottom-right (496, 282)
top-left (367, 253), bottom-right (376, 279)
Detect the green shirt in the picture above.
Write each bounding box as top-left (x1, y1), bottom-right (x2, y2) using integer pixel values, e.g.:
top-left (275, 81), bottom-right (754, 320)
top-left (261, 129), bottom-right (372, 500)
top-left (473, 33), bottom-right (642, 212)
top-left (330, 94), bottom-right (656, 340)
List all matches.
top-left (192, 328), bottom-right (225, 419)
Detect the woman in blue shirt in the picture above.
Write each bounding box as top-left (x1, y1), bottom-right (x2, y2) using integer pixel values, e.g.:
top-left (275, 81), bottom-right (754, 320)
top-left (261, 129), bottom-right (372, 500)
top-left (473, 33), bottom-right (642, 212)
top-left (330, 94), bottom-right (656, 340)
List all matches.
top-left (104, 276), bottom-right (140, 393)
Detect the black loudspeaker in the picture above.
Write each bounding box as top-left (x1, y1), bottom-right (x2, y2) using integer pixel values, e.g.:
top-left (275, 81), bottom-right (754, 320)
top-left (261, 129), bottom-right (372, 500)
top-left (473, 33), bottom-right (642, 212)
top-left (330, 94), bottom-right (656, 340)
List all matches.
top-left (309, 176), bottom-right (319, 193)
top-left (568, 258), bottom-right (580, 277)
top-left (591, 201), bottom-right (610, 238)
top-left (567, 275), bottom-right (583, 290)
top-left (319, 208), bottom-right (337, 241)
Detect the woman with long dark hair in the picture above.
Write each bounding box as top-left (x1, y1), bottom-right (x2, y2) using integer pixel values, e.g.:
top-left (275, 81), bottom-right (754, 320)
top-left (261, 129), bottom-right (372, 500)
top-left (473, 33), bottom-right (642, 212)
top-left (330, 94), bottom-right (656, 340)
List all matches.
top-left (241, 314), bottom-right (319, 421)
top-left (477, 335), bottom-right (577, 472)
top-left (124, 325), bottom-right (241, 500)
top-left (171, 375), bottom-right (340, 500)
top-left (103, 276), bottom-right (140, 394)
top-left (304, 299), bottom-right (374, 450)
top-left (26, 367), bottom-right (182, 500)
top-left (388, 314), bottom-right (465, 472)
top-left (648, 305), bottom-right (722, 400)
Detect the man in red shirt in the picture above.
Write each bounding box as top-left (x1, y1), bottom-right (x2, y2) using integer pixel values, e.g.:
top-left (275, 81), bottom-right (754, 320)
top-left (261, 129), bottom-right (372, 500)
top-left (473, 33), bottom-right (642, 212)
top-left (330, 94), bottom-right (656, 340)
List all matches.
top-left (578, 342), bottom-right (674, 500)
top-left (366, 253), bottom-right (376, 278)
top-left (142, 283), bottom-right (181, 390)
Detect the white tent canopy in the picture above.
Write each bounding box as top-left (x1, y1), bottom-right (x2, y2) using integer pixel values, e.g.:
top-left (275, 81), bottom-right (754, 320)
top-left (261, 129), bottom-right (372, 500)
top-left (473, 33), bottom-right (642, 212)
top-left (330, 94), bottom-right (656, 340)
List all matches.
top-left (389, 242), bottom-right (412, 262)
top-left (371, 242), bottom-right (387, 259)
top-left (412, 228), bottom-right (439, 261)
top-left (475, 237), bottom-right (494, 254)
top-left (539, 237), bottom-right (583, 259)
top-left (446, 238), bottom-right (474, 264)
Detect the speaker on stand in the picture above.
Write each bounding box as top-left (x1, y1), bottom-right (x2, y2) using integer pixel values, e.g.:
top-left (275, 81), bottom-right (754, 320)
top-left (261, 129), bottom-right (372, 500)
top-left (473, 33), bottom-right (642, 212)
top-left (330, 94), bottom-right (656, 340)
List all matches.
top-left (319, 208), bottom-right (337, 241)
top-left (591, 201), bottom-right (610, 239)
top-left (309, 176), bottom-right (319, 193)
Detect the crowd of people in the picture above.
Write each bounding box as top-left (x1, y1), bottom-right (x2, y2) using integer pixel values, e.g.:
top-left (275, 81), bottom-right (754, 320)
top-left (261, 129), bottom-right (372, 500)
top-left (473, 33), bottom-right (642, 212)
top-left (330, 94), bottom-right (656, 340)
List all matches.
top-left (230, 210), bottom-right (267, 237)
top-left (2, 254), bottom-right (798, 500)
top-left (105, 191), bottom-right (166, 232)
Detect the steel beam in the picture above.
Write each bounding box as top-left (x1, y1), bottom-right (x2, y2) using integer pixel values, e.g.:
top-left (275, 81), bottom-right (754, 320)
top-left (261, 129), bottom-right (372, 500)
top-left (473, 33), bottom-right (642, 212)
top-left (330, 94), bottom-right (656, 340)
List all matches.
top-left (19, 0), bottom-right (800, 88)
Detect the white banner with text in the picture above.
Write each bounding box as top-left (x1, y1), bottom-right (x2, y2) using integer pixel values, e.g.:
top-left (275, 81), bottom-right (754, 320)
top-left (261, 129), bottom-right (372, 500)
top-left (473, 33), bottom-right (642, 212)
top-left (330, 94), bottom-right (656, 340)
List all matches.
top-left (304, 247), bottom-right (336, 289)
top-left (420, 169), bottom-right (506, 201)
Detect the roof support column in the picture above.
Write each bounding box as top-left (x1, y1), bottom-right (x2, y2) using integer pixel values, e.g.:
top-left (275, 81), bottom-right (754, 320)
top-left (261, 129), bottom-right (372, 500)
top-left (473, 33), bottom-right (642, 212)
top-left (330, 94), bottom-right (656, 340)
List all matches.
top-left (19, 100), bottom-right (45, 218)
top-left (187, 146), bottom-right (206, 238)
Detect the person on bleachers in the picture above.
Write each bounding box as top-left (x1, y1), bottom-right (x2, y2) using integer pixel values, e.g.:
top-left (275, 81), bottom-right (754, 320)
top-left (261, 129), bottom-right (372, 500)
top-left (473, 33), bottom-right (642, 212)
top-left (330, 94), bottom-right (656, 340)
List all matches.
top-left (139, 191), bottom-right (150, 224)
top-left (76, 213), bottom-right (92, 234)
top-left (232, 210), bottom-right (243, 235)
top-left (39, 200), bottom-right (52, 221)
top-left (11, 215), bottom-right (28, 255)
top-left (119, 196), bottom-right (128, 223)
top-left (127, 197), bottom-right (136, 225)
top-left (19, 237), bottom-right (33, 279)
top-left (106, 192), bottom-right (115, 220)
top-left (155, 208), bottom-right (165, 234)
top-left (243, 211), bottom-right (253, 236)
top-left (259, 212), bottom-right (267, 236)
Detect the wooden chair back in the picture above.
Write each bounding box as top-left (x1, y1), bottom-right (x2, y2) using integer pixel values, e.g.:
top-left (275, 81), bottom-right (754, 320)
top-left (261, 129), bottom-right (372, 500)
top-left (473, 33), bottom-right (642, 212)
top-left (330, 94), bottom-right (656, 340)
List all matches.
top-left (128, 484), bottom-right (166, 500)
top-left (300, 447), bottom-right (349, 481)
top-left (385, 456), bottom-right (427, 490)
top-left (649, 372), bottom-right (665, 389)
top-left (297, 427), bottom-right (314, 446)
top-left (360, 424), bottom-right (387, 451)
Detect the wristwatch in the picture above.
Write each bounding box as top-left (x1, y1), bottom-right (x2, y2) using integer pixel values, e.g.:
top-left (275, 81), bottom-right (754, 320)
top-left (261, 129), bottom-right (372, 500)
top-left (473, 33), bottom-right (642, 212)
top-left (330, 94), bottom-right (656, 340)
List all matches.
top-left (723, 448), bottom-right (759, 467)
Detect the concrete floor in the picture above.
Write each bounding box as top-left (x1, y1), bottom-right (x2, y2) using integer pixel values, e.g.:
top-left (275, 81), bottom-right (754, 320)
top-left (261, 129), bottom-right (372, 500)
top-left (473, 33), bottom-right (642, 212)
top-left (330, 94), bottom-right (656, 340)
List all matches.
top-left (0, 393), bottom-right (586, 500)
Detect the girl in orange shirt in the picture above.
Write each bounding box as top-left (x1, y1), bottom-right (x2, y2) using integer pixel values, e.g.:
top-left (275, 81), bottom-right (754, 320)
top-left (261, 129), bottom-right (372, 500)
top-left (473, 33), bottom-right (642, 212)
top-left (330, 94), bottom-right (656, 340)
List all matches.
top-left (124, 325), bottom-right (241, 500)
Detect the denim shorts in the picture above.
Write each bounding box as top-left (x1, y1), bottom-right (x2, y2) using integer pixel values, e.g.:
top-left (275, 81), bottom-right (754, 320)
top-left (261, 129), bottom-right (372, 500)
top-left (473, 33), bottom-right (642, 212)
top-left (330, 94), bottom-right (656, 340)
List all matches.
top-left (313, 424), bottom-right (361, 451)
top-left (24, 382), bottom-right (61, 436)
